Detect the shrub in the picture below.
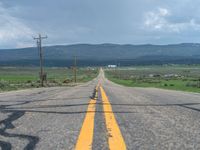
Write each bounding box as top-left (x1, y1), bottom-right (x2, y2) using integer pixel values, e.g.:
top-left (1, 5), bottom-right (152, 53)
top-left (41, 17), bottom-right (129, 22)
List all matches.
top-left (0, 80), bottom-right (9, 89)
top-left (63, 79), bottom-right (72, 83)
top-left (51, 80), bottom-right (58, 83)
top-left (164, 83), bottom-right (168, 86)
top-left (27, 80), bottom-right (32, 83)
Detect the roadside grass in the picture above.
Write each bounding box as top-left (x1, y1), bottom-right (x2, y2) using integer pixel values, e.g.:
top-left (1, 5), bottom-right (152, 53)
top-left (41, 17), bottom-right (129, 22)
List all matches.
top-left (105, 65), bottom-right (200, 93)
top-left (0, 67), bottom-right (98, 91)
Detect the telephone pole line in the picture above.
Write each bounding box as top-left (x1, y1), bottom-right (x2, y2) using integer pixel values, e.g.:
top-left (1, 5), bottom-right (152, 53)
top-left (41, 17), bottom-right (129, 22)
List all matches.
top-left (33, 34), bottom-right (47, 87)
top-left (74, 56), bottom-right (77, 83)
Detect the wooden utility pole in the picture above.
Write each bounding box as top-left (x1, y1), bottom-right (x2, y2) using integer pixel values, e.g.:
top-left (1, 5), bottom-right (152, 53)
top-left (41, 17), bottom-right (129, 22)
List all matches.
top-left (33, 34), bottom-right (47, 87)
top-left (74, 56), bottom-right (77, 83)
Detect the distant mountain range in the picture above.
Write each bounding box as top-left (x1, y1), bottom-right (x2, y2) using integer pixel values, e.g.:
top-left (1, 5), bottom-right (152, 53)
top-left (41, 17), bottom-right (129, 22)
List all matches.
top-left (1, 43), bottom-right (200, 66)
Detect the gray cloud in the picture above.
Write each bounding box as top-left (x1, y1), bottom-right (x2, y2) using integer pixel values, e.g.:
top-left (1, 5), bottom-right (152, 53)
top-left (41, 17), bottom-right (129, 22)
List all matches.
top-left (0, 0), bottom-right (200, 48)
top-left (0, 2), bottom-right (36, 48)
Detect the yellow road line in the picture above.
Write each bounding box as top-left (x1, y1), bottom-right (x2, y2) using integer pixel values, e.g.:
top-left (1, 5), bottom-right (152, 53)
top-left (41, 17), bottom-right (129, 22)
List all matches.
top-left (75, 98), bottom-right (96, 150)
top-left (100, 86), bottom-right (126, 150)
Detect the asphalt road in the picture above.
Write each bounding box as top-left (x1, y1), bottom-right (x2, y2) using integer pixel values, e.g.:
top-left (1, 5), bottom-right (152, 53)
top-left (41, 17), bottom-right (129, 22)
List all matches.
top-left (1, 70), bottom-right (200, 150)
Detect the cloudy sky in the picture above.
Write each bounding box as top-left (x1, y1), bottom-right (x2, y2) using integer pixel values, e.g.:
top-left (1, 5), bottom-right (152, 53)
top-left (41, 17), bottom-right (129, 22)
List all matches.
top-left (0, 0), bottom-right (200, 48)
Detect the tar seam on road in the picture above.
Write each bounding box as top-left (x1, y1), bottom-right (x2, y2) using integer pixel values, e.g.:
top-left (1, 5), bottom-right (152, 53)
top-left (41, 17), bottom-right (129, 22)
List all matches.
top-left (100, 86), bottom-right (126, 150)
top-left (92, 86), bottom-right (108, 150)
top-left (75, 85), bottom-right (98, 150)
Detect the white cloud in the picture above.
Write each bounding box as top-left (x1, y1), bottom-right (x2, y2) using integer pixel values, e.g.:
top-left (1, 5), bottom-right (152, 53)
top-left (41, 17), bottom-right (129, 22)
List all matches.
top-left (144, 7), bottom-right (200, 33)
top-left (0, 2), bottom-right (35, 48)
top-left (158, 8), bottom-right (170, 16)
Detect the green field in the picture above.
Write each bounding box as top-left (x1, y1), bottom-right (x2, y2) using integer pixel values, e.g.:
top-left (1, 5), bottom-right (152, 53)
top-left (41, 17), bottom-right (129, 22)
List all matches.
top-left (0, 67), bottom-right (98, 91)
top-left (105, 65), bottom-right (200, 93)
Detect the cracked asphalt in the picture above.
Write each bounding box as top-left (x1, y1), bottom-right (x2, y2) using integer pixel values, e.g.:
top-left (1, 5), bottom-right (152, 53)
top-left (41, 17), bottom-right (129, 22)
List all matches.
top-left (1, 70), bottom-right (200, 149)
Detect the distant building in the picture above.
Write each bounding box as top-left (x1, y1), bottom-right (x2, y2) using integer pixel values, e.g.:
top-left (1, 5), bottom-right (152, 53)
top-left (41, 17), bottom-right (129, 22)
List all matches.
top-left (164, 74), bottom-right (179, 78)
top-left (149, 74), bottom-right (161, 77)
top-left (108, 65), bottom-right (117, 68)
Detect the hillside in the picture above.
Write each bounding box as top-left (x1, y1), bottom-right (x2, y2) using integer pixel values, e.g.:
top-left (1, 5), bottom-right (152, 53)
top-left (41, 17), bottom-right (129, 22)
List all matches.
top-left (0, 43), bottom-right (200, 66)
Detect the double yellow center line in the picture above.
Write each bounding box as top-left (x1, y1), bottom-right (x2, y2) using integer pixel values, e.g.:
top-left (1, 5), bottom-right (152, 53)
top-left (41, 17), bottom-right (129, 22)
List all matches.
top-left (75, 85), bottom-right (126, 150)
top-left (74, 85), bottom-right (98, 150)
top-left (100, 86), bottom-right (126, 150)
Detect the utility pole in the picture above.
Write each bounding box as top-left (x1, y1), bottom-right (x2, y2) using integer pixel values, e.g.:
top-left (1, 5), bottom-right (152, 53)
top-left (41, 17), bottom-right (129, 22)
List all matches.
top-left (74, 56), bottom-right (77, 83)
top-left (33, 34), bottom-right (47, 87)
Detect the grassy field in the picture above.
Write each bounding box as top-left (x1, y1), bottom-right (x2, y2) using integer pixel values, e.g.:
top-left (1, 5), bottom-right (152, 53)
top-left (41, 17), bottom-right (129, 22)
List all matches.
top-left (0, 67), bottom-right (98, 91)
top-left (105, 65), bottom-right (200, 93)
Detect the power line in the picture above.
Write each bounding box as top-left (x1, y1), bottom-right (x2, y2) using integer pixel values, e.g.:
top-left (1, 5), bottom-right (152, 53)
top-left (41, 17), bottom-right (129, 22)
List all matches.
top-left (33, 34), bottom-right (47, 87)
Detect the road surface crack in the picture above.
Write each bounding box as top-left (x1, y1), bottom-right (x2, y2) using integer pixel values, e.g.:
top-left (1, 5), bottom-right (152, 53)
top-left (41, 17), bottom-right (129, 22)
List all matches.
top-left (0, 104), bottom-right (39, 150)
